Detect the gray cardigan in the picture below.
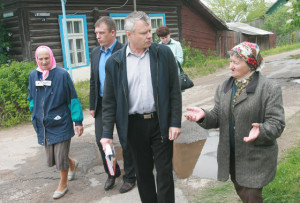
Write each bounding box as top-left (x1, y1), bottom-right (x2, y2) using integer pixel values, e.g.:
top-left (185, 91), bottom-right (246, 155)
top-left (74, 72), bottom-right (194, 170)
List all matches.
top-left (199, 72), bottom-right (285, 188)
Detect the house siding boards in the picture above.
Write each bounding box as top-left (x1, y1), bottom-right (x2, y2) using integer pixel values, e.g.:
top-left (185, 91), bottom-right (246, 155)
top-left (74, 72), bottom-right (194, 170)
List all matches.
top-left (1, 0), bottom-right (183, 65)
top-left (3, 0), bottom-right (248, 67)
top-left (181, 4), bottom-right (217, 54)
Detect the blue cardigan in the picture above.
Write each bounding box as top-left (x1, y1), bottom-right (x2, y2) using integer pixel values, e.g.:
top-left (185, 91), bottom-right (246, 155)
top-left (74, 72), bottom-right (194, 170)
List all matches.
top-left (28, 67), bottom-right (83, 146)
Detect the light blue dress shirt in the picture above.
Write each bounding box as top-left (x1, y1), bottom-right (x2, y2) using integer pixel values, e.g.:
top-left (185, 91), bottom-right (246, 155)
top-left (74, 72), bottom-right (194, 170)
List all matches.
top-left (99, 40), bottom-right (117, 97)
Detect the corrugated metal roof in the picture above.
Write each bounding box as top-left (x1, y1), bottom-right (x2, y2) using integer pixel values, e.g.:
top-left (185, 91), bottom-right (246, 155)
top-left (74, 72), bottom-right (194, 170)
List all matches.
top-left (227, 22), bottom-right (273, 35)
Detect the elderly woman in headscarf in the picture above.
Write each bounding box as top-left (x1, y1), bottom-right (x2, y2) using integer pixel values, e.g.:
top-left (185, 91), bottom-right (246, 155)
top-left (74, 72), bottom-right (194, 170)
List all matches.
top-left (27, 46), bottom-right (84, 199)
top-left (185, 42), bottom-right (285, 202)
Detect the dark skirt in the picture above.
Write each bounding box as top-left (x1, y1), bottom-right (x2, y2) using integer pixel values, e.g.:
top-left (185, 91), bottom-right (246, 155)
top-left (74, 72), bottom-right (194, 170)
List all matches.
top-left (45, 139), bottom-right (71, 171)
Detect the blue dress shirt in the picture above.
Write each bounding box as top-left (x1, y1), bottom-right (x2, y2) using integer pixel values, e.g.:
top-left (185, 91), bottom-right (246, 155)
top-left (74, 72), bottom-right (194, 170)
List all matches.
top-left (99, 40), bottom-right (117, 97)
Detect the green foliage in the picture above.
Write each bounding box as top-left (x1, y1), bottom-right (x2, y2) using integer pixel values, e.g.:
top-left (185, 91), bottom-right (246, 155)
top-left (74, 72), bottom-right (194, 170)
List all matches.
top-left (181, 39), bottom-right (229, 78)
top-left (204, 0), bottom-right (272, 22)
top-left (152, 33), bottom-right (161, 43)
top-left (246, 0), bottom-right (272, 22)
top-left (290, 0), bottom-right (300, 28)
top-left (74, 80), bottom-right (90, 110)
top-left (261, 42), bottom-right (300, 56)
top-left (205, 0), bottom-right (247, 22)
top-left (263, 141), bottom-right (300, 202)
top-left (0, 61), bottom-right (35, 127)
top-left (262, 6), bottom-right (295, 36)
top-left (0, 4), bottom-right (12, 65)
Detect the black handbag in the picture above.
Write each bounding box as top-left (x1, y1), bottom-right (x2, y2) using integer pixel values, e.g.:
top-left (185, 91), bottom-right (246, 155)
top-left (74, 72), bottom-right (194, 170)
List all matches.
top-left (178, 62), bottom-right (194, 91)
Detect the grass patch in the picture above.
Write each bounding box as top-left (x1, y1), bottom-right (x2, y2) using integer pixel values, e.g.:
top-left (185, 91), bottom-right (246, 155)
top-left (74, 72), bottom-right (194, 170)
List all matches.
top-left (263, 113), bottom-right (300, 202)
top-left (191, 181), bottom-right (240, 203)
top-left (262, 42), bottom-right (300, 57)
top-left (182, 57), bottom-right (229, 79)
top-left (263, 143), bottom-right (300, 202)
top-left (74, 80), bottom-right (90, 110)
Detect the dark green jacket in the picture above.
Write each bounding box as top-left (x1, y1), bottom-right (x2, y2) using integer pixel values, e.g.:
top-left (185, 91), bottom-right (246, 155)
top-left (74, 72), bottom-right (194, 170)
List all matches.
top-left (102, 43), bottom-right (182, 149)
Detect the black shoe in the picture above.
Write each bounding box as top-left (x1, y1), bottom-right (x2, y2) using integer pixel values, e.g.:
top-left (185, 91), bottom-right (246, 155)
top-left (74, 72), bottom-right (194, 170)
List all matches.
top-left (104, 177), bottom-right (116, 191)
top-left (104, 172), bottom-right (121, 191)
top-left (119, 182), bottom-right (136, 193)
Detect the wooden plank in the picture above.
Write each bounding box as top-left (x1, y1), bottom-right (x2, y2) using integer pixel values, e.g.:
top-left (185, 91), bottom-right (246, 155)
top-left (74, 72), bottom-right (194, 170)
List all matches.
top-left (18, 7), bottom-right (32, 61)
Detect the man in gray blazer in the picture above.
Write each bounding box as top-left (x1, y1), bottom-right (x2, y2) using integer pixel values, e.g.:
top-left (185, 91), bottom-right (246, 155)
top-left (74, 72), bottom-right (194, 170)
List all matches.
top-left (89, 16), bottom-right (136, 193)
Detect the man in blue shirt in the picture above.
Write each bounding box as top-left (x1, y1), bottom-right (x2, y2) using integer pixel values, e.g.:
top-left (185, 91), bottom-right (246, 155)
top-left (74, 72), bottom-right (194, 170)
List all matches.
top-left (89, 16), bottom-right (136, 193)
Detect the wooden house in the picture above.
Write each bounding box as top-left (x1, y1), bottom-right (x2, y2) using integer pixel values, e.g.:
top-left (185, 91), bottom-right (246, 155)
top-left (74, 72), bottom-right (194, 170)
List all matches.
top-left (266, 0), bottom-right (289, 14)
top-left (1, 0), bottom-right (232, 81)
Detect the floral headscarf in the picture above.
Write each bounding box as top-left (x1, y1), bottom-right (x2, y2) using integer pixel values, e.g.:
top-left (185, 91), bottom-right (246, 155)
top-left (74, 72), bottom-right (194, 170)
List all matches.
top-left (35, 45), bottom-right (56, 80)
top-left (231, 42), bottom-right (264, 71)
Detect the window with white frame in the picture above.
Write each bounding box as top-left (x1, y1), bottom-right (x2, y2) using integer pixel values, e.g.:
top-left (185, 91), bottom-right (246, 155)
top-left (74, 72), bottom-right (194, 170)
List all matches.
top-left (150, 17), bottom-right (164, 33)
top-left (67, 19), bottom-right (86, 66)
top-left (149, 15), bottom-right (165, 40)
top-left (110, 13), bottom-right (166, 43)
top-left (114, 17), bottom-right (128, 44)
top-left (59, 15), bottom-right (90, 69)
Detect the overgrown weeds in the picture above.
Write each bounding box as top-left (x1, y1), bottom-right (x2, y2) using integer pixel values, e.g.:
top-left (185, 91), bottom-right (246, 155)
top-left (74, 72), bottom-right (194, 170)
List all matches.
top-left (182, 40), bottom-right (229, 79)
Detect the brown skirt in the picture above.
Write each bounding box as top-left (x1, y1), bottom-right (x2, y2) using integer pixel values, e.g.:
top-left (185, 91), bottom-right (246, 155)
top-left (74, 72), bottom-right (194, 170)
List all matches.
top-left (45, 139), bottom-right (71, 171)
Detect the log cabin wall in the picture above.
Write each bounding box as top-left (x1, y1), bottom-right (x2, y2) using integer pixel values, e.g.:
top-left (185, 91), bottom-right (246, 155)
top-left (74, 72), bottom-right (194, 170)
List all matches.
top-left (1, 0), bottom-right (183, 65)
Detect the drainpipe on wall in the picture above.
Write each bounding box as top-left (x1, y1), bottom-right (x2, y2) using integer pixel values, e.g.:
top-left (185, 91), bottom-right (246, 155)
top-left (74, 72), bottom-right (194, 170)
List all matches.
top-left (133, 0), bottom-right (137, 11)
top-left (61, 0), bottom-right (73, 80)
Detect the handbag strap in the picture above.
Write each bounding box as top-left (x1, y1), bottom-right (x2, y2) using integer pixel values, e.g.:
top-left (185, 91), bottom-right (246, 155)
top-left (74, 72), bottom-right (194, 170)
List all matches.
top-left (177, 61), bottom-right (184, 74)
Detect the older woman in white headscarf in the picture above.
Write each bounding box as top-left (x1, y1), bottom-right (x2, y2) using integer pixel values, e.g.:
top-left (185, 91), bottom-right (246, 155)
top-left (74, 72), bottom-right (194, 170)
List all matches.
top-left (185, 42), bottom-right (285, 202)
top-left (28, 46), bottom-right (84, 199)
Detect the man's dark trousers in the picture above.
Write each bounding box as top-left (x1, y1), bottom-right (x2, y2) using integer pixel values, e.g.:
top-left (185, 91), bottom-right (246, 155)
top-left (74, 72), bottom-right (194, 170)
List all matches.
top-left (95, 98), bottom-right (136, 182)
top-left (127, 114), bottom-right (174, 203)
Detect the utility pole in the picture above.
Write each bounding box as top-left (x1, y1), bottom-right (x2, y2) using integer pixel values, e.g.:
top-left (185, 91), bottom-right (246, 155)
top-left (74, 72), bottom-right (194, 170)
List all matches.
top-left (134, 0), bottom-right (136, 11)
top-left (61, 0), bottom-right (73, 80)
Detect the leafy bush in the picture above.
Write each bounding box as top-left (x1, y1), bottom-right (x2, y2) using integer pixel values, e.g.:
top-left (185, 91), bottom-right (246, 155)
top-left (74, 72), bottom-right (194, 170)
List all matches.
top-left (0, 61), bottom-right (36, 127)
top-left (262, 6), bottom-right (294, 37)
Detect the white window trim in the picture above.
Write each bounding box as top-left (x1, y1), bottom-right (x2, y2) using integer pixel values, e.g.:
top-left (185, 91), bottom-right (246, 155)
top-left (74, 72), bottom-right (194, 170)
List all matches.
top-left (110, 13), bottom-right (166, 43)
top-left (67, 18), bottom-right (86, 66)
top-left (58, 15), bottom-right (90, 69)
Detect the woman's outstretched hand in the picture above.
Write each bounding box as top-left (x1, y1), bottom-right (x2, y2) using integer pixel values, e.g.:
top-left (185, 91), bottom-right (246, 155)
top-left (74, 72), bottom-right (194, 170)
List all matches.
top-left (244, 123), bottom-right (260, 142)
top-left (184, 107), bottom-right (206, 122)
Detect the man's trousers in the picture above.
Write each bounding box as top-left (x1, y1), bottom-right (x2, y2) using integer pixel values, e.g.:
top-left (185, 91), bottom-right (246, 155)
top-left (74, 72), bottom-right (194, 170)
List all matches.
top-left (128, 113), bottom-right (174, 203)
top-left (95, 98), bottom-right (136, 183)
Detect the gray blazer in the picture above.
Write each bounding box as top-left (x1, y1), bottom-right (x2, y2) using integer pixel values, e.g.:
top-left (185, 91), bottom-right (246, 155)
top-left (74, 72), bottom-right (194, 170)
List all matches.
top-left (199, 72), bottom-right (285, 188)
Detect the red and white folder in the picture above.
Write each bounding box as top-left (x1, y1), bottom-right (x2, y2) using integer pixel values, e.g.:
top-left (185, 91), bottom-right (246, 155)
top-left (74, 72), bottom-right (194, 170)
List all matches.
top-left (105, 144), bottom-right (116, 176)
